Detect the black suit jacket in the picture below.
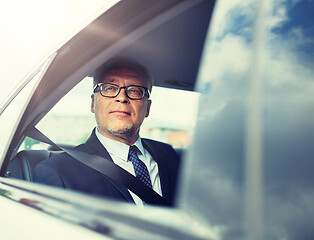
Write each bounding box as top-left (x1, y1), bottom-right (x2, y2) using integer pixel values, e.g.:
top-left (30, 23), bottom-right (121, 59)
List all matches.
top-left (33, 129), bottom-right (181, 206)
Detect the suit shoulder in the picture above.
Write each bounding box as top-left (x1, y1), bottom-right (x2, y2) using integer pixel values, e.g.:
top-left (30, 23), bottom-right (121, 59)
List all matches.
top-left (142, 138), bottom-right (172, 149)
top-left (36, 143), bottom-right (87, 167)
top-left (142, 138), bottom-right (180, 159)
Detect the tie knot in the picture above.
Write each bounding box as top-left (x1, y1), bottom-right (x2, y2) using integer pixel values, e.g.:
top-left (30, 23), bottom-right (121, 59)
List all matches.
top-left (129, 145), bottom-right (138, 156)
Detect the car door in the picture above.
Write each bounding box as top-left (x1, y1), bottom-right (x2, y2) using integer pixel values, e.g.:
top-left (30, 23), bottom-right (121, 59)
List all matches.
top-left (0, 1), bottom-right (215, 239)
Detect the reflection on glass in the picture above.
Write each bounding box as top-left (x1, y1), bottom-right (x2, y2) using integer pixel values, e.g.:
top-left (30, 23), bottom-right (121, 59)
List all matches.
top-left (180, 1), bottom-right (314, 240)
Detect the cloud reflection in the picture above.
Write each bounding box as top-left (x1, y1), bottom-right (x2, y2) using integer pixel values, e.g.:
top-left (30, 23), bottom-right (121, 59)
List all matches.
top-left (182, 0), bottom-right (314, 239)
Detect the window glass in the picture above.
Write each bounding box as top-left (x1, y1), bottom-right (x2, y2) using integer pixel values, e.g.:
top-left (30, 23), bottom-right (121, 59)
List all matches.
top-left (180, 1), bottom-right (314, 239)
top-left (34, 77), bottom-right (200, 149)
top-left (142, 87), bottom-right (200, 148)
top-left (35, 78), bottom-right (95, 147)
top-left (0, 63), bottom-right (48, 163)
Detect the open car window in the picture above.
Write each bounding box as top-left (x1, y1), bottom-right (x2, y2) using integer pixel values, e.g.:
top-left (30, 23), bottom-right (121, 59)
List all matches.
top-left (24, 76), bottom-right (200, 150)
top-left (1, 1), bottom-right (217, 239)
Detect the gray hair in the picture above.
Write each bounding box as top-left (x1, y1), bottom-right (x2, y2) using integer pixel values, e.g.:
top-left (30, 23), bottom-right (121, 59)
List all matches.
top-left (93, 56), bottom-right (154, 91)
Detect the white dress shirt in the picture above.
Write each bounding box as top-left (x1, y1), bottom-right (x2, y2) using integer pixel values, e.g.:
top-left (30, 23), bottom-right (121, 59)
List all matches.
top-left (95, 129), bottom-right (162, 206)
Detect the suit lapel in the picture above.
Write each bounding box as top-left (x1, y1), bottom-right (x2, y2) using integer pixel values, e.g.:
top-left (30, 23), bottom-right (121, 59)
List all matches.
top-left (84, 129), bottom-right (134, 203)
top-left (142, 139), bottom-right (171, 203)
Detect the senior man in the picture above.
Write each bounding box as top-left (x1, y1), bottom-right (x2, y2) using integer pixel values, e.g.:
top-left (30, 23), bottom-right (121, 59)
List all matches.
top-left (34, 56), bottom-right (180, 206)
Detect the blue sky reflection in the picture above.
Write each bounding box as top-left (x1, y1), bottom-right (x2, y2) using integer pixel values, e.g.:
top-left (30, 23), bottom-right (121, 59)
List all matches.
top-left (182, 1), bottom-right (314, 239)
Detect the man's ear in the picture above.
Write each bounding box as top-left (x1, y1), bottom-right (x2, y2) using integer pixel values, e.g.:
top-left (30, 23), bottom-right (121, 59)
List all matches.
top-left (145, 99), bottom-right (151, 118)
top-left (91, 94), bottom-right (95, 113)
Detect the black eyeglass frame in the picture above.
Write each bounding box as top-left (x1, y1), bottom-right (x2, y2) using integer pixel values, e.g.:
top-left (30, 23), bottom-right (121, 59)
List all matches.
top-left (93, 82), bottom-right (151, 100)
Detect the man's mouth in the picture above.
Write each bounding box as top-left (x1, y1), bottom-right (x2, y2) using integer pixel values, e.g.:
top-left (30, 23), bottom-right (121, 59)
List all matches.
top-left (110, 111), bottom-right (131, 116)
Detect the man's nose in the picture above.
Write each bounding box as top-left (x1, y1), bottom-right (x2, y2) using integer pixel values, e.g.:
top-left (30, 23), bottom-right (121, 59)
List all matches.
top-left (115, 88), bottom-right (129, 103)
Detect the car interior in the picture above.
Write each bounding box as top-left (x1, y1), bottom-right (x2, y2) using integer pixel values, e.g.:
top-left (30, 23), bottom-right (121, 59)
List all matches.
top-left (1, 0), bottom-right (215, 199)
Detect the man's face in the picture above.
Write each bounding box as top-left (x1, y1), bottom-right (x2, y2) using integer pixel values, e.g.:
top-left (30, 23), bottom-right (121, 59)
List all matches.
top-left (91, 69), bottom-right (151, 144)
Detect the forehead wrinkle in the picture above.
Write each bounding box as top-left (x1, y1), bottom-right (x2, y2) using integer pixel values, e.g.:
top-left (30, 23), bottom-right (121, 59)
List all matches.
top-left (108, 69), bottom-right (141, 78)
top-left (102, 70), bottom-right (146, 86)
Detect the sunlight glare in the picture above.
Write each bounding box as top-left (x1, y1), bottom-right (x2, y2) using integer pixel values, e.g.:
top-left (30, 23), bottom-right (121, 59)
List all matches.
top-left (0, 0), bottom-right (119, 104)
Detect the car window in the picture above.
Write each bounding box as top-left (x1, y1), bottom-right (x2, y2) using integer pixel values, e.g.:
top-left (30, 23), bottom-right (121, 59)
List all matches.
top-left (25, 76), bottom-right (200, 150)
top-left (0, 55), bottom-right (55, 163)
top-left (0, 72), bottom-right (41, 161)
top-left (180, 0), bottom-right (314, 239)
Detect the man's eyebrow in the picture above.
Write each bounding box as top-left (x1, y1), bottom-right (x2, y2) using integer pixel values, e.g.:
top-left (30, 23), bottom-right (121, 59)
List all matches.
top-left (103, 78), bottom-right (117, 83)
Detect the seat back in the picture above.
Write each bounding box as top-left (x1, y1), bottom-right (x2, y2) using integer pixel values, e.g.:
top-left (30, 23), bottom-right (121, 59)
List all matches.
top-left (6, 150), bottom-right (62, 182)
top-left (7, 148), bottom-right (184, 182)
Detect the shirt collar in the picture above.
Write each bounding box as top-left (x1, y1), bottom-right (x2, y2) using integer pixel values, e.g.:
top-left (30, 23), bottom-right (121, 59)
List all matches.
top-left (133, 137), bottom-right (145, 157)
top-left (95, 128), bottom-right (145, 161)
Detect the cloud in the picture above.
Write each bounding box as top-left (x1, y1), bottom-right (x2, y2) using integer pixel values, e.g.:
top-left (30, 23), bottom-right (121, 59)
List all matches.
top-left (210, 0), bottom-right (255, 39)
top-left (199, 35), bottom-right (251, 84)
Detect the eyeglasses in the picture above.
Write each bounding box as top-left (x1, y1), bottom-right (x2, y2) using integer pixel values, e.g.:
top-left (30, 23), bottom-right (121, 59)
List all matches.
top-left (93, 83), bottom-right (150, 100)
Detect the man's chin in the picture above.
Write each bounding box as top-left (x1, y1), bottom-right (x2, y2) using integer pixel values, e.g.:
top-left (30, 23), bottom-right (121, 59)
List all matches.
top-left (107, 125), bottom-right (137, 138)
